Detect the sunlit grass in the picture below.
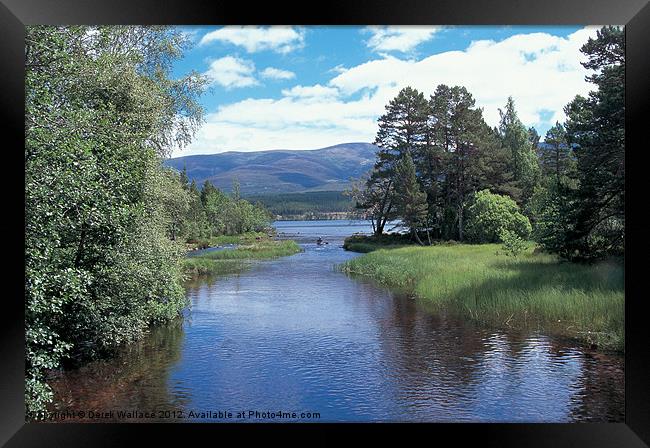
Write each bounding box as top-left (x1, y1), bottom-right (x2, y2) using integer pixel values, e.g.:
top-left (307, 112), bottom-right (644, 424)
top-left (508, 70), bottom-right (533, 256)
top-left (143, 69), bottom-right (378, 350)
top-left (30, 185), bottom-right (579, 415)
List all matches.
top-left (197, 240), bottom-right (302, 260)
top-left (340, 244), bottom-right (624, 351)
top-left (186, 231), bottom-right (270, 250)
top-left (182, 258), bottom-right (250, 277)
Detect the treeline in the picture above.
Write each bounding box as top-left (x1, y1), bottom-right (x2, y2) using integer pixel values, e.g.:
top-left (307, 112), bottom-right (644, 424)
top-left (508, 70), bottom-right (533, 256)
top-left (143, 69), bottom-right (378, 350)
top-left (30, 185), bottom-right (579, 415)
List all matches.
top-left (25, 26), bottom-right (207, 418)
top-left (244, 191), bottom-right (354, 217)
top-left (351, 26), bottom-right (623, 261)
top-left (176, 173), bottom-right (272, 244)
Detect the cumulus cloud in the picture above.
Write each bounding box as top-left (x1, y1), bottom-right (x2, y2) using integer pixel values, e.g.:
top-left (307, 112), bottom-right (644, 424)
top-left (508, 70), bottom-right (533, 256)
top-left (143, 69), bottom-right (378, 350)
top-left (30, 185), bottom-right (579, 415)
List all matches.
top-left (199, 26), bottom-right (305, 54)
top-left (281, 84), bottom-right (339, 99)
top-left (364, 26), bottom-right (441, 53)
top-left (260, 67), bottom-right (296, 80)
top-left (174, 27), bottom-right (601, 156)
top-left (204, 56), bottom-right (258, 89)
top-left (333, 27), bottom-right (600, 126)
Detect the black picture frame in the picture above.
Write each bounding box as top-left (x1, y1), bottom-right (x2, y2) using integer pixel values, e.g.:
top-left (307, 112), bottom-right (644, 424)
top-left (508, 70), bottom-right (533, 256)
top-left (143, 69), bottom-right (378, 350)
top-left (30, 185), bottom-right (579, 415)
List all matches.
top-left (2, 0), bottom-right (648, 445)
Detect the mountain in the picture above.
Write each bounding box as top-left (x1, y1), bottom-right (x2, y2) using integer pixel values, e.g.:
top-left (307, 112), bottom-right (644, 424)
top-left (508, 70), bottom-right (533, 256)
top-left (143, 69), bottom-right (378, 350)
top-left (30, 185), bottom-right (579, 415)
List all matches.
top-left (164, 143), bottom-right (379, 195)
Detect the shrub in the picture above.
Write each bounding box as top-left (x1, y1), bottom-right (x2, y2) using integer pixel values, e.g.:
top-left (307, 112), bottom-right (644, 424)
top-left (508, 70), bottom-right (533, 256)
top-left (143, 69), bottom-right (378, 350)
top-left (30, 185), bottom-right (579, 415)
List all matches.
top-left (499, 229), bottom-right (529, 257)
top-left (465, 190), bottom-right (532, 243)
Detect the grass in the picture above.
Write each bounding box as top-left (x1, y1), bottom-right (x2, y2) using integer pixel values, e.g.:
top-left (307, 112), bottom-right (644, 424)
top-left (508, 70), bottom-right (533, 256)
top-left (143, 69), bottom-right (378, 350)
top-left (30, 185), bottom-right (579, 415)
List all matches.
top-left (182, 239), bottom-right (302, 277)
top-left (197, 240), bottom-right (302, 260)
top-left (340, 243), bottom-right (624, 351)
top-left (185, 231), bottom-right (273, 250)
top-left (182, 258), bottom-right (251, 277)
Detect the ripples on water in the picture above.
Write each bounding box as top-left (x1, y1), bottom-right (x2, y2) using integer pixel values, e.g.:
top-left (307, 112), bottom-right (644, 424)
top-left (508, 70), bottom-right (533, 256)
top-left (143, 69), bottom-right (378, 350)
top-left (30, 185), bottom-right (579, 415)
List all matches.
top-left (48, 220), bottom-right (624, 422)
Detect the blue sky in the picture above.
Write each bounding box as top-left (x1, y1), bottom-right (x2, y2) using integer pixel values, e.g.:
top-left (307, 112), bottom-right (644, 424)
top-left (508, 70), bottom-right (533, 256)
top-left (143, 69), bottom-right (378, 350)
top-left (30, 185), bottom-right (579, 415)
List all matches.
top-left (170, 25), bottom-right (602, 157)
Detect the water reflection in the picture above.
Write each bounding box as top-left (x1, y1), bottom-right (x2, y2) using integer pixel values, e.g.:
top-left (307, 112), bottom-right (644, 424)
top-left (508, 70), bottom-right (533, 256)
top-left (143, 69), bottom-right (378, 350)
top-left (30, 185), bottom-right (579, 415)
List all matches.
top-left (48, 220), bottom-right (624, 422)
top-left (48, 320), bottom-right (189, 421)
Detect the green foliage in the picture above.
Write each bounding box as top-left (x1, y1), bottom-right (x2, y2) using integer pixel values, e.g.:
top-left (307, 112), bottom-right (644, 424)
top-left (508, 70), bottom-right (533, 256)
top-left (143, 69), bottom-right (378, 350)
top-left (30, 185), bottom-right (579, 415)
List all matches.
top-left (342, 233), bottom-right (412, 253)
top-left (394, 153), bottom-right (428, 242)
top-left (245, 191), bottom-right (354, 218)
top-left (539, 122), bottom-right (575, 185)
top-left (558, 26), bottom-right (625, 261)
top-left (198, 182), bottom-right (271, 237)
top-left (498, 96), bottom-right (541, 202)
top-left (25, 26), bottom-right (206, 418)
top-left (465, 190), bottom-right (532, 243)
top-left (357, 84), bottom-right (519, 242)
top-left (498, 229), bottom-right (529, 257)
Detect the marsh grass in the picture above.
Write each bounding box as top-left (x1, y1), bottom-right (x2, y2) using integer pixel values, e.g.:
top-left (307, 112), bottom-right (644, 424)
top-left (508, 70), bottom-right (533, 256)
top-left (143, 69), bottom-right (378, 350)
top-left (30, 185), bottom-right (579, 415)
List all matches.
top-left (182, 258), bottom-right (250, 277)
top-left (183, 239), bottom-right (301, 276)
top-left (340, 244), bottom-right (624, 351)
top-left (187, 231), bottom-right (270, 250)
top-left (197, 240), bottom-right (302, 260)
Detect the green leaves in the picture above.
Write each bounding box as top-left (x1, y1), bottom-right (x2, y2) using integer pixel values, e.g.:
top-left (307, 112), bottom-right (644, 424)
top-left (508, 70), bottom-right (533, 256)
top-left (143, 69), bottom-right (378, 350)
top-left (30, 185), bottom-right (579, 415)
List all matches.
top-left (465, 189), bottom-right (532, 244)
top-left (25, 26), bottom-right (205, 418)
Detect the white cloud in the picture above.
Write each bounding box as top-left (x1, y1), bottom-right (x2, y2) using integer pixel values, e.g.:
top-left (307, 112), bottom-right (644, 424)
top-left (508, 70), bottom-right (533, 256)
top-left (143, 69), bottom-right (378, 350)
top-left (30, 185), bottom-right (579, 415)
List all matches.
top-left (333, 27), bottom-right (600, 127)
top-left (174, 27), bottom-right (601, 156)
top-left (364, 26), bottom-right (441, 53)
top-left (281, 84), bottom-right (339, 99)
top-left (199, 26), bottom-right (305, 54)
top-left (204, 56), bottom-right (258, 89)
top-left (260, 67), bottom-right (296, 80)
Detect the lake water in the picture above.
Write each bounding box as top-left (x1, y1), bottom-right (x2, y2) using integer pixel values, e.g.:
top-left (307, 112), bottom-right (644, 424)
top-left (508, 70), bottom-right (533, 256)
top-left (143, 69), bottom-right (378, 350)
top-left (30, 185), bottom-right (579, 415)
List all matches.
top-left (47, 220), bottom-right (624, 422)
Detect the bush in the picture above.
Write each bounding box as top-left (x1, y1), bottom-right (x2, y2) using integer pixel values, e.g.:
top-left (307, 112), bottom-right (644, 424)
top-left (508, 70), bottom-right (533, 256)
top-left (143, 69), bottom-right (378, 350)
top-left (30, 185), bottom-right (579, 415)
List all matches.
top-left (499, 229), bottom-right (529, 257)
top-left (465, 190), bottom-right (532, 243)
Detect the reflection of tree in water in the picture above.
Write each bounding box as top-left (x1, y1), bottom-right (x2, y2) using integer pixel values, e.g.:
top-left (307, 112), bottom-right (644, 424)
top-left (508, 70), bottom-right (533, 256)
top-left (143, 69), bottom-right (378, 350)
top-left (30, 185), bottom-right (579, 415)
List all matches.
top-left (365, 292), bottom-right (489, 416)
top-left (364, 291), bottom-right (624, 422)
top-left (566, 350), bottom-right (624, 422)
top-left (47, 319), bottom-right (188, 421)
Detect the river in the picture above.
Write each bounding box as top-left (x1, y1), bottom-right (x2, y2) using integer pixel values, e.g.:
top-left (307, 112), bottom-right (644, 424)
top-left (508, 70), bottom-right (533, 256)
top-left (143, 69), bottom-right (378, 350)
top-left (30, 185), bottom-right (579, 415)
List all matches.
top-left (47, 220), bottom-right (624, 422)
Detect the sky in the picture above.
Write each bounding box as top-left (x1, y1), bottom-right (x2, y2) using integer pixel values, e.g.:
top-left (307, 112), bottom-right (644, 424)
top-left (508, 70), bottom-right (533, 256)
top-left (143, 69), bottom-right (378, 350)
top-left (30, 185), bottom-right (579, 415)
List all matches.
top-left (170, 25), bottom-right (603, 157)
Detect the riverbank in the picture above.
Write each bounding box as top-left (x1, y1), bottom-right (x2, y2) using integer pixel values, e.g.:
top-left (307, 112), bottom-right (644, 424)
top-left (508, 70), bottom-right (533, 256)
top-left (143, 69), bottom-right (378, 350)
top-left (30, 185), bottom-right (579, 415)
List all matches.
top-left (185, 231), bottom-right (273, 251)
top-left (343, 233), bottom-right (411, 252)
top-left (340, 243), bottom-right (624, 351)
top-left (183, 238), bottom-right (302, 276)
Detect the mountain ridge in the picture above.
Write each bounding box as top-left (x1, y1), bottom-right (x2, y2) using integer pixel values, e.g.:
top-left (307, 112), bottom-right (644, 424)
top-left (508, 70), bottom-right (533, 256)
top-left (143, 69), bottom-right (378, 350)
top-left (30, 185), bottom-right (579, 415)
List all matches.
top-left (164, 142), bottom-right (379, 195)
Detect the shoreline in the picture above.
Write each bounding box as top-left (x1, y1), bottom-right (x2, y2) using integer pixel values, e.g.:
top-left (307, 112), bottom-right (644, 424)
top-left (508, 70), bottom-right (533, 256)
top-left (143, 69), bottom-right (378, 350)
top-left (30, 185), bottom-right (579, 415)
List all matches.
top-left (340, 238), bottom-right (624, 353)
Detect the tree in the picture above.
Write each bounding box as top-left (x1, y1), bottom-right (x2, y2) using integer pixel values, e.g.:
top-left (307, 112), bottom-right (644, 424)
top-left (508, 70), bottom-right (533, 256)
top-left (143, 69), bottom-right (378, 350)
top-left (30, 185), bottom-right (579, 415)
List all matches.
top-left (559, 26), bottom-right (625, 260)
top-left (465, 189), bottom-right (532, 243)
top-left (374, 86), bottom-right (430, 174)
top-left (498, 97), bottom-right (541, 204)
top-left (394, 153), bottom-right (428, 244)
top-left (539, 122), bottom-right (575, 186)
top-left (25, 25), bottom-right (206, 418)
top-left (357, 86), bottom-right (429, 236)
top-left (431, 86), bottom-right (507, 241)
top-left (348, 170), bottom-right (398, 236)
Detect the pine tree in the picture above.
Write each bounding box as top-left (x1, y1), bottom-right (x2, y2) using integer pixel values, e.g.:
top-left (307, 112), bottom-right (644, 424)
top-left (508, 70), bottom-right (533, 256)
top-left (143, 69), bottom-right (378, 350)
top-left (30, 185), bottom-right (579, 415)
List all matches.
top-left (561, 25), bottom-right (624, 259)
top-left (360, 86), bottom-right (429, 235)
top-left (540, 122), bottom-right (574, 186)
top-left (498, 97), bottom-right (540, 203)
top-left (395, 152), bottom-right (428, 244)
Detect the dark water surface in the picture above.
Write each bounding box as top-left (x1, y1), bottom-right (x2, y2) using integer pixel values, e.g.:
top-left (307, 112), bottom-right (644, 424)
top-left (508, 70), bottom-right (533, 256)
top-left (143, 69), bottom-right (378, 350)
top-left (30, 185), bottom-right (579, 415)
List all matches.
top-left (48, 220), bottom-right (624, 422)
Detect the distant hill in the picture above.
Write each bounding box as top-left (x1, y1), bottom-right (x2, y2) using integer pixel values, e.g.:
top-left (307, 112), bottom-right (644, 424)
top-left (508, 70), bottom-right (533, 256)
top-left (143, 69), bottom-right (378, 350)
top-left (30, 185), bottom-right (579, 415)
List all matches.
top-left (164, 143), bottom-right (378, 195)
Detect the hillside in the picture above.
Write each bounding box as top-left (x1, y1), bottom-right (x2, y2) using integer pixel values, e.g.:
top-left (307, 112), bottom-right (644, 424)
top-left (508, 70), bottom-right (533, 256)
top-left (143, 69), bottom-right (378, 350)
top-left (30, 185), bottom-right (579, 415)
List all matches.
top-left (244, 191), bottom-right (358, 220)
top-left (164, 143), bottom-right (378, 195)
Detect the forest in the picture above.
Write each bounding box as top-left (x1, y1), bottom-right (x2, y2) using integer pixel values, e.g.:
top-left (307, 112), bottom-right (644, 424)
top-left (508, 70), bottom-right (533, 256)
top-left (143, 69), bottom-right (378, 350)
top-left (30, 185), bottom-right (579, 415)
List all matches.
top-left (350, 25), bottom-right (624, 262)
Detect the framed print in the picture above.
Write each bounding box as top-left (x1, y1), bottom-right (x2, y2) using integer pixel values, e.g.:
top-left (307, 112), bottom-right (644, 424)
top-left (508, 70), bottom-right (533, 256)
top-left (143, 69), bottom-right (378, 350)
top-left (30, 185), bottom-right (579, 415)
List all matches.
top-left (2, 0), bottom-right (649, 445)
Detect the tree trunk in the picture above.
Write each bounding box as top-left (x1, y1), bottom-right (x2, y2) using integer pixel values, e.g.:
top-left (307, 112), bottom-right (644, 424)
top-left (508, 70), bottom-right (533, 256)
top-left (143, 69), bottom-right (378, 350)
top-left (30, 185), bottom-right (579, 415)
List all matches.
top-left (457, 203), bottom-right (464, 242)
top-left (412, 228), bottom-right (424, 245)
